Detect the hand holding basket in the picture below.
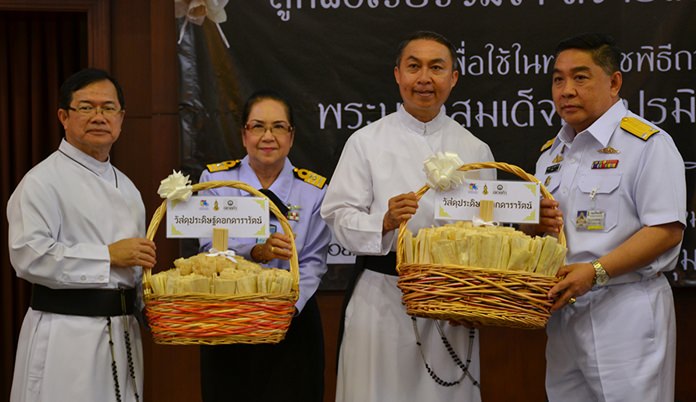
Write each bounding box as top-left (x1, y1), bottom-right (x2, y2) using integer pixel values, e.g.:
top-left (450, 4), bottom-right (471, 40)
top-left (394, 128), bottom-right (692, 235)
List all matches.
top-left (143, 180), bottom-right (299, 345)
top-left (396, 162), bottom-right (565, 329)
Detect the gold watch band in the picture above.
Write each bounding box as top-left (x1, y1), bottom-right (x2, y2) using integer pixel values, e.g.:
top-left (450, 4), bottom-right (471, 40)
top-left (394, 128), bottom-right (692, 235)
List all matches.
top-left (590, 259), bottom-right (603, 271)
top-left (590, 259), bottom-right (609, 286)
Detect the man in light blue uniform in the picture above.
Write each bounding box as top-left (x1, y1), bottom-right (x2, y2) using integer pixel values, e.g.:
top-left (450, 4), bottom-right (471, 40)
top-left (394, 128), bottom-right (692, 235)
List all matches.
top-left (534, 33), bottom-right (686, 401)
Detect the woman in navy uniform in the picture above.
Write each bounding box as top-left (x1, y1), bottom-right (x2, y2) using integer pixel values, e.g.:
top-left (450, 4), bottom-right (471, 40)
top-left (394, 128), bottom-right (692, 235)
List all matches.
top-left (198, 90), bottom-right (331, 402)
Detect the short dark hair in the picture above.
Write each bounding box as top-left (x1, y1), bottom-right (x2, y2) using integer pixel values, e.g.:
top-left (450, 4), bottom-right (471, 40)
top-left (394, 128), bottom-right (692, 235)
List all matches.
top-left (555, 33), bottom-right (621, 75)
top-left (58, 68), bottom-right (125, 110)
top-left (242, 90), bottom-right (295, 127)
top-left (395, 30), bottom-right (459, 71)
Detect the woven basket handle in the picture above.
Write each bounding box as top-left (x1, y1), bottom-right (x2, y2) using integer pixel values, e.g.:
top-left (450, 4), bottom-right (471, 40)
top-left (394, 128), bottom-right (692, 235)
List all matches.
top-left (143, 180), bottom-right (299, 293)
top-left (396, 161), bottom-right (565, 270)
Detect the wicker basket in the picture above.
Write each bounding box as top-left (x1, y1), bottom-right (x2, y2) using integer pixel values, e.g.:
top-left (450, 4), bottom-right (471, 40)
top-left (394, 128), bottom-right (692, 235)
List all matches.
top-left (396, 162), bottom-right (565, 329)
top-left (143, 180), bottom-right (299, 345)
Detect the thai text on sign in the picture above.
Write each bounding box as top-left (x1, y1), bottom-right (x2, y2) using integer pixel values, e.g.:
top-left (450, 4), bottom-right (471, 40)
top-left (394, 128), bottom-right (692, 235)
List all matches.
top-left (435, 180), bottom-right (540, 224)
top-left (166, 196), bottom-right (270, 238)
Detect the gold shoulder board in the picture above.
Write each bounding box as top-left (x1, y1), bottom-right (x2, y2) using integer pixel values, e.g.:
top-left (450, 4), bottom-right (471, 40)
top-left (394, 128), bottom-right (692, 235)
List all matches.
top-left (206, 159), bottom-right (241, 173)
top-left (293, 168), bottom-right (327, 189)
top-left (620, 117), bottom-right (659, 141)
top-left (540, 138), bottom-right (555, 152)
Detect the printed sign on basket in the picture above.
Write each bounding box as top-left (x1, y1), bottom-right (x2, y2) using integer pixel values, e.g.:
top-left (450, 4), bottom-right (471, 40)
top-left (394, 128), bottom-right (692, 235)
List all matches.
top-left (166, 196), bottom-right (270, 238)
top-left (435, 180), bottom-right (540, 224)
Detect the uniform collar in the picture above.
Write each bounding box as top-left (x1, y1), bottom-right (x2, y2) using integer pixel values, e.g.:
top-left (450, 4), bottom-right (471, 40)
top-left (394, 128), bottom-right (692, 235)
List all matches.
top-left (59, 138), bottom-right (113, 177)
top-left (559, 100), bottom-right (626, 148)
top-left (397, 104), bottom-right (448, 136)
top-left (239, 155), bottom-right (293, 203)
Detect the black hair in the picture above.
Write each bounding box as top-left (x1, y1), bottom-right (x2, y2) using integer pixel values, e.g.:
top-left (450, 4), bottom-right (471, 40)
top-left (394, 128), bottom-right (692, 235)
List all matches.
top-left (58, 68), bottom-right (125, 110)
top-left (395, 30), bottom-right (459, 71)
top-left (555, 33), bottom-right (621, 75)
top-left (241, 90), bottom-right (295, 127)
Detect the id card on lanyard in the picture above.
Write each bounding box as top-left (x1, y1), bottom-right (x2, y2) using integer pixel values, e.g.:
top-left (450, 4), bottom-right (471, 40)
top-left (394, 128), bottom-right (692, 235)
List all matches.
top-left (576, 187), bottom-right (606, 231)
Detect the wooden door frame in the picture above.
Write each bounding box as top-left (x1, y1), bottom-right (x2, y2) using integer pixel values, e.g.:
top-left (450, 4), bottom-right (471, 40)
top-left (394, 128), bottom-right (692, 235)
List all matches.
top-left (0, 0), bottom-right (110, 69)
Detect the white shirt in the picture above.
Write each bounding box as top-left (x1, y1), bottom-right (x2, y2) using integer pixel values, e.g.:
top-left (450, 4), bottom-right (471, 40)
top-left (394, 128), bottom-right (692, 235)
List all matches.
top-left (322, 105), bottom-right (496, 255)
top-left (536, 100), bottom-right (686, 281)
top-left (8, 139), bottom-right (145, 402)
top-left (8, 139), bottom-right (144, 289)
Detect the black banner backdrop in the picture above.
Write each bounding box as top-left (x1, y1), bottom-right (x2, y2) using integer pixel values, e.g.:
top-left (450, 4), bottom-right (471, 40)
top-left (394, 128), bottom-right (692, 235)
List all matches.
top-left (177, 0), bottom-right (696, 288)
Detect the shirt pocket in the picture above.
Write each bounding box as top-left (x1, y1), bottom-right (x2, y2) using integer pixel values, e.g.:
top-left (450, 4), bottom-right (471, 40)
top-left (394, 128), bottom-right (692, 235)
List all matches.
top-left (573, 174), bottom-right (622, 232)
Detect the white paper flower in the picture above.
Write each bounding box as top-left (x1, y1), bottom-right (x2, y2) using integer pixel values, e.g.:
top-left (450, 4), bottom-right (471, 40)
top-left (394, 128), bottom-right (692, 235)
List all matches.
top-left (157, 170), bottom-right (193, 201)
top-left (205, 0), bottom-right (229, 23)
top-left (206, 248), bottom-right (237, 263)
top-left (175, 0), bottom-right (228, 25)
top-left (423, 152), bottom-right (466, 191)
top-left (175, 0), bottom-right (230, 47)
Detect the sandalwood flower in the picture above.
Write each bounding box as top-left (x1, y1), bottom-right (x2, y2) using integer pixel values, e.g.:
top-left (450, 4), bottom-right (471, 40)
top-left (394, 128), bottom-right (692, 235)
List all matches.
top-left (157, 170), bottom-right (193, 201)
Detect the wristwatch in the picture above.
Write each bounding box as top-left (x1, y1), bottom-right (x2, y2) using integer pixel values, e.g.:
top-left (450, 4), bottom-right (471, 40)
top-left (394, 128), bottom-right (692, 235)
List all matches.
top-left (591, 259), bottom-right (609, 286)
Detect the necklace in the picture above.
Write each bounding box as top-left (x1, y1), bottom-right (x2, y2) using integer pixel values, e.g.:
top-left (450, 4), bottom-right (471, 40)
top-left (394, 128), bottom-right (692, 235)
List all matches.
top-left (58, 149), bottom-right (119, 188)
top-left (107, 316), bottom-right (140, 402)
top-left (411, 317), bottom-right (480, 388)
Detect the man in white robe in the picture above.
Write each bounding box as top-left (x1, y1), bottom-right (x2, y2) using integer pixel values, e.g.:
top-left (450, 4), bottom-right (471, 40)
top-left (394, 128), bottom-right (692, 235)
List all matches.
top-left (321, 31), bottom-right (495, 402)
top-left (8, 68), bottom-right (156, 402)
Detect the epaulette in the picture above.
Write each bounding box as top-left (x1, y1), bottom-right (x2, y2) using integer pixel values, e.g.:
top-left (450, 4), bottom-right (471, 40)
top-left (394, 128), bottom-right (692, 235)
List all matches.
top-left (206, 159), bottom-right (241, 173)
top-left (293, 167), bottom-right (327, 189)
top-left (540, 138), bottom-right (555, 153)
top-left (620, 117), bottom-right (659, 141)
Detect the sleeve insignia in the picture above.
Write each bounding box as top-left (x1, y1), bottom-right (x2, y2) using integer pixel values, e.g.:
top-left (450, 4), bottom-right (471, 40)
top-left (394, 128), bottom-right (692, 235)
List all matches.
top-left (206, 159), bottom-right (241, 173)
top-left (293, 167), bottom-right (327, 189)
top-left (540, 138), bottom-right (555, 153)
top-left (620, 117), bottom-right (659, 141)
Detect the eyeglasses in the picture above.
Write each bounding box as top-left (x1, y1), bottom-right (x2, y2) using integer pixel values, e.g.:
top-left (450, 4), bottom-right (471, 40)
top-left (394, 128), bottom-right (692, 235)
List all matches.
top-left (68, 104), bottom-right (123, 117)
top-left (244, 122), bottom-right (293, 136)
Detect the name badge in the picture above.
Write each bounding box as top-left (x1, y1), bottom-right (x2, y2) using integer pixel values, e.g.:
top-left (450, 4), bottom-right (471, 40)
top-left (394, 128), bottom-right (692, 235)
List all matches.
top-left (545, 164), bottom-right (561, 174)
top-left (576, 210), bottom-right (606, 231)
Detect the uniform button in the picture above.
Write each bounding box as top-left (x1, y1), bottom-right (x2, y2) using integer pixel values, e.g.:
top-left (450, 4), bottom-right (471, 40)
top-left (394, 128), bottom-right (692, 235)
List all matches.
top-left (562, 188), bottom-right (568, 195)
top-left (98, 275), bottom-right (105, 281)
top-left (80, 275), bottom-right (87, 281)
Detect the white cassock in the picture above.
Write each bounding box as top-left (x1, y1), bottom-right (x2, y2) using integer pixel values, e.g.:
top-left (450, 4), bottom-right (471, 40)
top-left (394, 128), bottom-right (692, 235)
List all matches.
top-left (321, 105), bottom-right (495, 402)
top-left (8, 139), bottom-right (145, 402)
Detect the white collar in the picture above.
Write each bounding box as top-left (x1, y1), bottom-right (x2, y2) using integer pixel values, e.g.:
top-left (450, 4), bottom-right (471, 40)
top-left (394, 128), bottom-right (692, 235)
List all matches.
top-left (396, 104), bottom-right (449, 136)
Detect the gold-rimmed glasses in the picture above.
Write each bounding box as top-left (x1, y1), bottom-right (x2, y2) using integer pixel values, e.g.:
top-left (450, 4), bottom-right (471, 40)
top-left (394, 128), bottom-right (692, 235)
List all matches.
top-left (68, 104), bottom-right (123, 117)
top-left (244, 121), bottom-right (293, 136)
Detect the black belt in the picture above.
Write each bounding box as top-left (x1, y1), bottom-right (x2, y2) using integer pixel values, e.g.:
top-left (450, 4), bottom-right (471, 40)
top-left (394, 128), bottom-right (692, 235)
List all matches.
top-left (30, 284), bottom-right (136, 316)
top-left (362, 252), bottom-right (398, 276)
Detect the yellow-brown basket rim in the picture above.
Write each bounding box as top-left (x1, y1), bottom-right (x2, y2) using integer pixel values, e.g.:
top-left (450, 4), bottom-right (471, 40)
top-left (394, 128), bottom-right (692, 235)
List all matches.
top-left (396, 161), bottom-right (565, 271)
top-left (143, 180), bottom-right (300, 295)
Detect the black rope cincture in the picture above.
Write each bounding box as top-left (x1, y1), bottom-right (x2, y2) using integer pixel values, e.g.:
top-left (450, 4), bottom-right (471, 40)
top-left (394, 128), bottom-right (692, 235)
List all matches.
top-left (107, 315), bottom-right (140, 402)
top-left (124, 322), bottom-right (140, 402)
top-left (107, 317), bottom-right (122, 402)
top-left (411, 317), bottom-right (481, 388)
